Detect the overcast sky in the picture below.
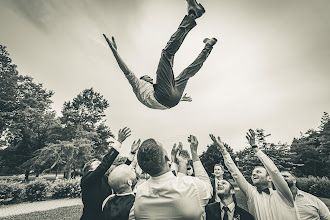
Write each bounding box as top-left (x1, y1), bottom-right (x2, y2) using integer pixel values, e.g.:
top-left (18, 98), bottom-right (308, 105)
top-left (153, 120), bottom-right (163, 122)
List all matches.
top-left (1, 0), bottom-right (329, 156)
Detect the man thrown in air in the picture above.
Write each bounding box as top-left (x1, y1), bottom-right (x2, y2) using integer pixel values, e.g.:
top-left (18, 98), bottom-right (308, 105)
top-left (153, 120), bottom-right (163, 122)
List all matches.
top-left (104, 0), bottom-right (217, 110)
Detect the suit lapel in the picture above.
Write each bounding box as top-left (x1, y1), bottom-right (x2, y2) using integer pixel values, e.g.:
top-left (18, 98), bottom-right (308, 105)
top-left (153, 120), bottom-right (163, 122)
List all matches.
top-left (215, 202), bottom-right (221, 219)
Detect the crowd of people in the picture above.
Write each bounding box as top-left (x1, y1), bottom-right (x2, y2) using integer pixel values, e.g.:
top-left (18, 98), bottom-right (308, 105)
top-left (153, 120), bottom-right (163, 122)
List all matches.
top-left (95, 0), bottom-right (330, 219)
top-left (79, 128), bottom-right (330, 220)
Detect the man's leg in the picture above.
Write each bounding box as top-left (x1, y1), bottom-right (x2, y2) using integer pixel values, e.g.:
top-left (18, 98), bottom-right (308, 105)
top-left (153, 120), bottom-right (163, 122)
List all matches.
top-left (153, 15), bottom-right (197, 107)
top-left (174, 38), bottom-right (217, 97)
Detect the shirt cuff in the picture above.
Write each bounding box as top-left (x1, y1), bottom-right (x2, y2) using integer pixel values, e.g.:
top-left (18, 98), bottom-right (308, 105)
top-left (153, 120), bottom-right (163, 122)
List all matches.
top-left (110, 139), bottom-right (122, 153)
top-left (171, 162), bottom-right (178, 172)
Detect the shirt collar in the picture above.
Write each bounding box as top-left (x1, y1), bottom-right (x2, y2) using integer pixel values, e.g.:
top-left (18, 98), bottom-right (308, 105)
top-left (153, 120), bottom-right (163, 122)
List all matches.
top-left (220, 201), bottom-right (235, 213)
top-left (296, 189), bottom-right (304, 197)
top-left (149, 171), bottom-right (175, 182)
top-left (116, 192), bottom-right (135, 197)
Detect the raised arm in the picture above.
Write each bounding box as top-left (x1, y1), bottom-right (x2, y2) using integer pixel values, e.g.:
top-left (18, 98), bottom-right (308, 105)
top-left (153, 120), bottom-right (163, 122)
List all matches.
top-left (103, 34), bottom-right (140, 91)
top-left (103, 34), bottom-right (132, 76)
top-left (188, 135), bottom-right (213, 204)
top-left (209, 134), bottom-right (254, 198)
top-left (81, 127), bottom-right (131, 187)
top-left (247, 129), bottom-right (294, 207)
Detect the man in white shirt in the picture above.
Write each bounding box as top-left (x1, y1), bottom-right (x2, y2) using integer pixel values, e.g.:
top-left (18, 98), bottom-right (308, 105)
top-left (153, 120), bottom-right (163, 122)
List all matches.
top-left (103, 0), bottom-right (217, 110)
top-left (281, 171), bottom-right (330, 220)
top-left (129, 135), bottom-right (212, 220)
top-left (209, 129), bottom-right (298, 220)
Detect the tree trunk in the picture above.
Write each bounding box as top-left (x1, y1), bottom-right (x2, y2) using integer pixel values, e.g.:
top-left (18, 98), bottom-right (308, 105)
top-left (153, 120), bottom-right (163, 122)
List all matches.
top-left (25, 170), bottom-right (30, 182)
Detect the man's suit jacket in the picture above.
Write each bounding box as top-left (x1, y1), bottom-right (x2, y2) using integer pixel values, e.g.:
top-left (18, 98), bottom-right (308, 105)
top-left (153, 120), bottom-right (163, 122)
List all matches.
top-left (206, 202), bottom-right (254, 220)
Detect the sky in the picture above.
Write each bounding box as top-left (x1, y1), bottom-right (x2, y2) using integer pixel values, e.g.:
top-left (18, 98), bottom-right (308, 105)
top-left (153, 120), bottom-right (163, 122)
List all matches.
top-left (1, 0), bottom-right (330, 156)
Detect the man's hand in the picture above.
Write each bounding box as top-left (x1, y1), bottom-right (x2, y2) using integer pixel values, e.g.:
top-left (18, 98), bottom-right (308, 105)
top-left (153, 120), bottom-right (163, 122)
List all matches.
top-left (103, 34), bottom-right (117, 51)
top-left (131, 139), bottom-right (141, 154)
top-left (176, 150), bottom-right (188, 165)
top-left (181, 93), bottom-right (192, 102)
top-left (117, 127), bottom-right (131, 143)
top-left (209, 134), bottom-right (228, 155)
top-left (246, 129), bottom-right (259, 152)
top-left (188, 135), bottom-right (200, 161)
top-left (171, 142), bottom-right (183, 164)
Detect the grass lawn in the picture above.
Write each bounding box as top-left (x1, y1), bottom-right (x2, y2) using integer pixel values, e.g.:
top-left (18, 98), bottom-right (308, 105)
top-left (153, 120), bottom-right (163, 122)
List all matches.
top-left (1, 192), bottom-right (329, 219)
top-left (1, 205), bottom-right (83, 220)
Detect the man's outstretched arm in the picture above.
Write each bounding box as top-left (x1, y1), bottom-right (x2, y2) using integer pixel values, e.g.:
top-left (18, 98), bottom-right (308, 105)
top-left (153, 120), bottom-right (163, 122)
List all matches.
top-left (209, 134), bottom-right (254, 198)
top-left (247, 129), bottom-right (294, 207)
top-left (103, 34), bottom-right (132, 76)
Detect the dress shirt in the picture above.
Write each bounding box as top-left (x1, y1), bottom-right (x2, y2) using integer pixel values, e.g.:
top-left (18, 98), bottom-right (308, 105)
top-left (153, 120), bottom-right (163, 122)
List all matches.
top-left (125, 71), bottom-right (167, 110)
top-left (223, 150), bottom-right (298, 220)
top-left (129, 161), bottom-right (212, 220)
top-left (295, 189), bottom-right (330, 220)
top-left (220, 202), bottom-right (235, 220)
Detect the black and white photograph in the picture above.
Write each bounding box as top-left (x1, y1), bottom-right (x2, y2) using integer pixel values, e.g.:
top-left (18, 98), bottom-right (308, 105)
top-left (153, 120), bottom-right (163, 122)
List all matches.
top-left (1, 0), bottom-right (329, 219)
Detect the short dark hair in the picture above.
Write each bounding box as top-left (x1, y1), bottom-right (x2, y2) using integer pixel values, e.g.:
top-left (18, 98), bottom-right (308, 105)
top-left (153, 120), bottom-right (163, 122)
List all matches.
top-left (83, 159), bottom-right (99, 175)
top-left (137, 139), bottom-right (165, 176)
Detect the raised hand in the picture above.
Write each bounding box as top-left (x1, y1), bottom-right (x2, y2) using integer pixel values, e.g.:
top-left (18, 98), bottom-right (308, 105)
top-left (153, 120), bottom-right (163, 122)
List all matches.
top-left (131, 139), bottom-right (141, 154)
top-left (246, 129), bottom-right (256, 147)
top-left (171, 142), bottom-right (183, 163)
top-left (103, 34), bottom-right (118, 51)
top-left (117, 127), bottom-right (131, 143)
top-left (176, 150), bottom-right (188, 165)
top-left (187, 135), bottom-right (200, 162)
top-left (181, 93), bottom-right (192, 102)
top-left (209, 134), bottom-right (226, 153)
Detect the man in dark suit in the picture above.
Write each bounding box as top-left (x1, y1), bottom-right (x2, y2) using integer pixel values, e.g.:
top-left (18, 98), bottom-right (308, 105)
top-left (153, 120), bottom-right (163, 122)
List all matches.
top-left (206, 179), bottom-right (254, 220)
top-left (80, 127), bottom-right (135, 220)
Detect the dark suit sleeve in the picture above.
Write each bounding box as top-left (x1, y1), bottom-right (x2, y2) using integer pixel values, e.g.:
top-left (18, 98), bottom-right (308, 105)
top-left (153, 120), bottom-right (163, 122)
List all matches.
top-left (80, 147), bottom-right (119, 188)
top-left (206, 202), bottom-right (219, 220)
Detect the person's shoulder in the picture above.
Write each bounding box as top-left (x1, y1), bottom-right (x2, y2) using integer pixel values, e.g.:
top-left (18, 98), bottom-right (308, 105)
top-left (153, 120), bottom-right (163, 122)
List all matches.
top-left (236, 205), bottom-right (254, 219)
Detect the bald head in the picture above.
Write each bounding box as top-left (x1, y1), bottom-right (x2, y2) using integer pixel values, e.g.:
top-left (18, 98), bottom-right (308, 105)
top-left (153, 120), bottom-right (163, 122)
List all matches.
top-left (108, 164), bottom-right (136, 194)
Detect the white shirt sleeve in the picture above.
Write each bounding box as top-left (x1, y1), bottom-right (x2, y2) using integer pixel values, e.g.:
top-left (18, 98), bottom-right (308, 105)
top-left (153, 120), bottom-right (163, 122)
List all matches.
top-left (192, 161), bottom-right (213, 205)
top-left (223, 153), bottom-right (255, 199)
top-left (256, 150), bottom-right (294, 207)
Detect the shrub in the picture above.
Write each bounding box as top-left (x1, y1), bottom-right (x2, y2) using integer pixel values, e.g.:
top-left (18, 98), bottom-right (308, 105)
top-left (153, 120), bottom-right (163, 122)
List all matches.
top-left (297, 176), bottom-right (330, 198)
top-left (0, 180), bottom-right (25, 204)
top-left (25, 178), bottom-right (50, 201)
top-left (51, 179), bottom-right (81, 199)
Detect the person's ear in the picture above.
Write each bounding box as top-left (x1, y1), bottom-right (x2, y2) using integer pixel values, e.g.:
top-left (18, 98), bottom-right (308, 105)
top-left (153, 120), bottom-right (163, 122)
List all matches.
top-left (127, 179), bottom-right (133, 186)
top-left (267, 176), bottom-right (272, 182)
top-left (230, 189), bottom-right (235, 195)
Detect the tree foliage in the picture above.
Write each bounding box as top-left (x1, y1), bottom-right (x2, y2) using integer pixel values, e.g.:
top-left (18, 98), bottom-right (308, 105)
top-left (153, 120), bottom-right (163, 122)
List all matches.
top-left (291, 112), bottom-right (330, 178)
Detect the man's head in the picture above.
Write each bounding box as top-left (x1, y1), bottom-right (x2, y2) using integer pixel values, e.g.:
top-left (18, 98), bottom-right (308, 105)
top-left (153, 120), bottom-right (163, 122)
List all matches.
top-left (251, 166), bottom-right (271, 188)
top-left (216, 179), bottom-right (236, 203)
top-left (140, 75), bottom-right (154, 84)
top-left (83, 159), bottom-right (101, 175)
top-left (137, 138), bottom-right (170, 177)
top-left (281, 171), bottom-right (297, 188)
top-left (213, 164), bottom-right (224, 178)
top-left (108, 164), bottom-right (136, 194)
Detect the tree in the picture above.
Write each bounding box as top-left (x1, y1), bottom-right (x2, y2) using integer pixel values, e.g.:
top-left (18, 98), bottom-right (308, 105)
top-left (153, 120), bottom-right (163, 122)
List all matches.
top-left (0, 45), bottom-right (59, 177)
top-left (234, 128), bottom-right (297, 181)
top-left (60, 88), bottom-right (114, 157)
top-left (291, 112), bottom-right (330, 178)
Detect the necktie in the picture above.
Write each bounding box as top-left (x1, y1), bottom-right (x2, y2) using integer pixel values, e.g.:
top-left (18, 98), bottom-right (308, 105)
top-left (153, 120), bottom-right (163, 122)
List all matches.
top-left (257, 188), bottom-right (270, 194)
top-left (223, 206), bottom-right (229, 220)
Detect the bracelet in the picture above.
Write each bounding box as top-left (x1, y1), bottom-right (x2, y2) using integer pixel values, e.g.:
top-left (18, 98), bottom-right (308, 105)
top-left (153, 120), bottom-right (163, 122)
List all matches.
top-left (252, 145), bottom-right (258, 149)
top-left (130, 151), bottom-right (136, 155)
